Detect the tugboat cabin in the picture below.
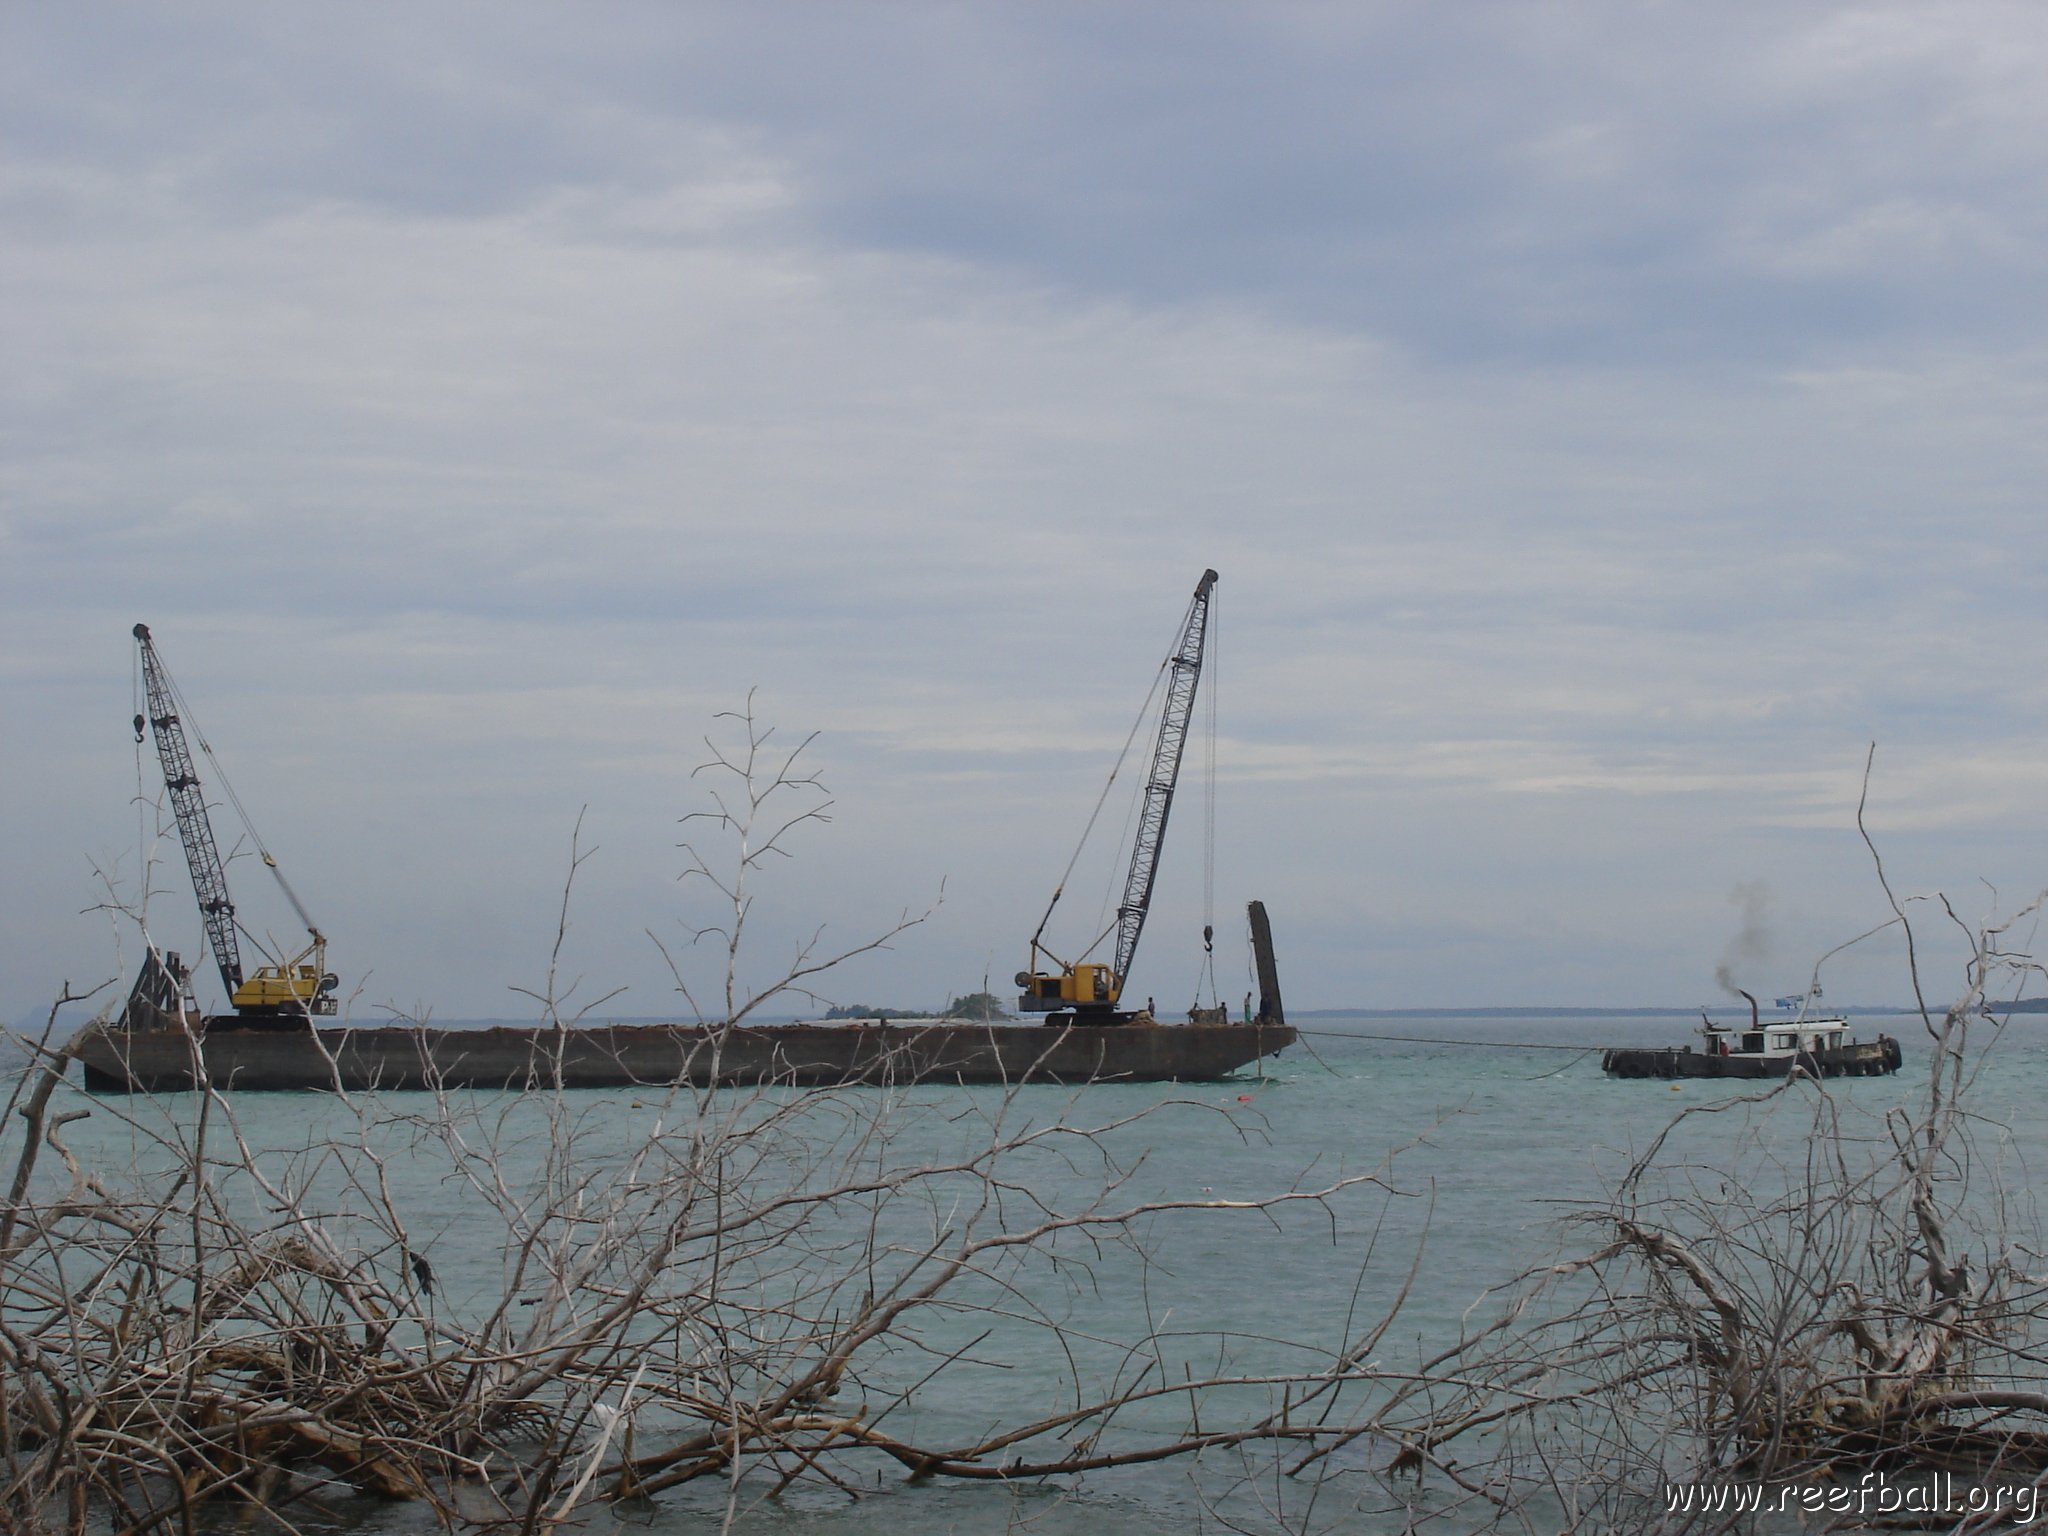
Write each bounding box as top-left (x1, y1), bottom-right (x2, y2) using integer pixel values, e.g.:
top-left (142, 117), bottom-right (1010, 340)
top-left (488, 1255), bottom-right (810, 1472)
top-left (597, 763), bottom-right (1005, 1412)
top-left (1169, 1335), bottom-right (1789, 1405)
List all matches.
top-left (1701, 1013), bottom-right (1852, 1062)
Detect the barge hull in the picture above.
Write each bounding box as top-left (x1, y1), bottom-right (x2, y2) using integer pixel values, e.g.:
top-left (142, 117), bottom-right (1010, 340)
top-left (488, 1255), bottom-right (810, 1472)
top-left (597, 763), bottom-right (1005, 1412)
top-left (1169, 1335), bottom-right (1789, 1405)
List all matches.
top-left (1601, 1037), bottom-right (1901, 1080)
top-left (75, 1016), bottom-right (1296, 1093)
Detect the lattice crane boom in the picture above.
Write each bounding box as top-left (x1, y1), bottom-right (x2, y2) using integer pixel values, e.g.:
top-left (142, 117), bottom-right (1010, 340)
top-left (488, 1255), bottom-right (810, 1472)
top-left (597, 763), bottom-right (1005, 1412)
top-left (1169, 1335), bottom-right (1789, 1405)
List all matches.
top-left (133, 622), bottom-right (244, 1001)
top-left (1112, 568), bottom-right (1217, 986)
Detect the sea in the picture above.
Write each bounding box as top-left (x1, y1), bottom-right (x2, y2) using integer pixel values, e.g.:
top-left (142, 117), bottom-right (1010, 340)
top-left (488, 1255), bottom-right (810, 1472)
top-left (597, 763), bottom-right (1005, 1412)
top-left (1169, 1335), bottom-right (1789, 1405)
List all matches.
top-left (18, 1009), bottom-right (2048, 1535)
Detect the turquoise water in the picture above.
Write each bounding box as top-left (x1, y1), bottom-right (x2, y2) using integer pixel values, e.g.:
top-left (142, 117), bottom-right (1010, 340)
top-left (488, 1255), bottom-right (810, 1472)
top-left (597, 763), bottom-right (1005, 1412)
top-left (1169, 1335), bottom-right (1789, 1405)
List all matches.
top-left (22, 1010), bottom-right (2047, 1534)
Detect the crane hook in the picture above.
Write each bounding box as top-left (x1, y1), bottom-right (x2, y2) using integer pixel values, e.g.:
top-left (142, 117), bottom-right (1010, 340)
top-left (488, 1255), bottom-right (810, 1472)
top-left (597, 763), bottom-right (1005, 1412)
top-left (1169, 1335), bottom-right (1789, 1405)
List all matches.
top-left (1202, 923), bottom-right (1214, 955)
top-left (133, 713), bottom-right (145, 744)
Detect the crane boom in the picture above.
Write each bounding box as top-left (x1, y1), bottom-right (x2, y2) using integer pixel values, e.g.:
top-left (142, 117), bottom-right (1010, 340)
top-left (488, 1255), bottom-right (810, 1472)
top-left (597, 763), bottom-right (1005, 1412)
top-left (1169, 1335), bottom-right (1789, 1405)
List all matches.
top-left (1017, 568), bottom-right (1218, 1021)
top-left (1111, 568), bottom-right (1217, 985)
top-left (133, 622), bottom-right (244, 1001)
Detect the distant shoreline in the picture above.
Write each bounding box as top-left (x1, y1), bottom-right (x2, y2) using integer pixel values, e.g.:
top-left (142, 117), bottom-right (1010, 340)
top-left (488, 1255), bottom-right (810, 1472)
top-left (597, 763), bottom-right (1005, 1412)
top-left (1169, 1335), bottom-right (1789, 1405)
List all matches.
top-left (1290, 1005), bottom-right (1921, 1019)
top-left (12, 1003), bottom-right (1980, 1038)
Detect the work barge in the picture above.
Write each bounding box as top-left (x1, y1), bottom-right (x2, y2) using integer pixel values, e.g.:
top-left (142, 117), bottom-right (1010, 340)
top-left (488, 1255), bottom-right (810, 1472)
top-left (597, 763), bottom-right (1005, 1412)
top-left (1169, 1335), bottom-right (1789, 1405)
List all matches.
top-left (78, 949), bottom-right (1294, 1092)
top-left (77, 1010), bottom-right (1295, 1094)
top-left (88, 580), bottom-right (1295, 1094)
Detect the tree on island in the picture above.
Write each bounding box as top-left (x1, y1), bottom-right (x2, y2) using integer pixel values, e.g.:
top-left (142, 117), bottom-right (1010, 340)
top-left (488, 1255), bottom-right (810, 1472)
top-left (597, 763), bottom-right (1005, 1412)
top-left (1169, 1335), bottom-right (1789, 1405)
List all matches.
top-left (942, 989), bottom-right (1009, 1021)
top-left (822, 990), bottom-right (1012, 1022)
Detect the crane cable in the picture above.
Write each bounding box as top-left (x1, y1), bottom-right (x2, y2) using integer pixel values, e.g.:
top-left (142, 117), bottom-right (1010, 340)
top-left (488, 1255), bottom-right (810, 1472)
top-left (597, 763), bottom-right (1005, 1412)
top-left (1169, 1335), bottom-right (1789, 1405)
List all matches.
top-left (1026, 643), bottom-right (1173, 969)
top-left (1205, 594), bottom-right (1217, 936)
top-left (132, 648), bottom-right (152, 935)
top-left (1084, 749), bottom-right (1148, 966)
top-left (1193, 599), bottom-right (1220, 1011)
top-left (1077, 583), bottom-right (1221, 973)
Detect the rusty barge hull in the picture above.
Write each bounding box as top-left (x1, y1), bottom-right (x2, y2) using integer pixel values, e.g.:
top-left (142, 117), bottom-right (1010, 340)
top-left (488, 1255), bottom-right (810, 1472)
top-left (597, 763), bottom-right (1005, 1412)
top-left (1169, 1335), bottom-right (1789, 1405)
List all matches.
top-left (1600, 1037), bottom-right (1901, 1080)
top-left (76, 1016), bottom-right (1297, 1094)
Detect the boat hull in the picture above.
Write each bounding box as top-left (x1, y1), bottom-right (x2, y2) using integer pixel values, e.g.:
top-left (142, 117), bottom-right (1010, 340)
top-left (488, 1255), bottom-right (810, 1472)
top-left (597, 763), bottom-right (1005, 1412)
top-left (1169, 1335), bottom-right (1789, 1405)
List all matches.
top-left (1601, 1036), bottom-right (1901, 1080)
top-left (74, 1014), bottom-right (1297, 1093)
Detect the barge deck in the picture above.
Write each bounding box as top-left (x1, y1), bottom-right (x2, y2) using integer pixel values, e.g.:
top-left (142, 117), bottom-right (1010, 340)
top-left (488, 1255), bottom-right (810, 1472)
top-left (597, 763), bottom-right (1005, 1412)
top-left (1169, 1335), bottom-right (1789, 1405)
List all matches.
top-left (75, 1012), bottom-right (1296, 1093)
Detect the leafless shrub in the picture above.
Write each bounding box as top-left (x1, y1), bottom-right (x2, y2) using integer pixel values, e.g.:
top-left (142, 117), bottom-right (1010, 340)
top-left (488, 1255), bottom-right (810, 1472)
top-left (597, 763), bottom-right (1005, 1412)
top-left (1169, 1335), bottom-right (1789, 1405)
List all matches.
top-left (651, 689), bottom-right (940, 1027)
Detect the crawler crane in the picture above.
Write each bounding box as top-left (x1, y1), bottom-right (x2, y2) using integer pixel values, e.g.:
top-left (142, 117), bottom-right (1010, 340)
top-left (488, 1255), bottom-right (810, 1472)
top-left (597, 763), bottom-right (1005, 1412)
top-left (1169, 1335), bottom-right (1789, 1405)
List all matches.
top-left (132, 623), bottom-right (338, 1022)
top-left (1017, 569), bottom-right (1218, 1024)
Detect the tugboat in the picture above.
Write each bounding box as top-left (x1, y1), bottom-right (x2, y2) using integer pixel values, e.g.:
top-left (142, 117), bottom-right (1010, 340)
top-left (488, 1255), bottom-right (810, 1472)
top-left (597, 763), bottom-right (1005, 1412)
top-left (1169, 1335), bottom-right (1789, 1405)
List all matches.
top-left (1601, 989), bottom-right (1902, 1080)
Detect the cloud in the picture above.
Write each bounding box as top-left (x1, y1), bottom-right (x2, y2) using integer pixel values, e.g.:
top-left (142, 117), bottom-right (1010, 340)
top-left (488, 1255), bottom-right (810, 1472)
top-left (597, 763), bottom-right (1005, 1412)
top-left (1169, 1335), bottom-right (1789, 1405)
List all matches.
top-left (6, 3), bottom-right (2048, 1018)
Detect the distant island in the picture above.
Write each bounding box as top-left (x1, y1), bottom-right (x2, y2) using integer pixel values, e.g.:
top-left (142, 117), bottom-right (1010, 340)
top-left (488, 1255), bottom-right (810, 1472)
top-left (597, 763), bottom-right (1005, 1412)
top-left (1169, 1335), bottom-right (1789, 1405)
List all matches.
top-left (1290, 1005), bottom-right (1919, 1018)
top-left (822, 991), bottom-right (1013, 1023)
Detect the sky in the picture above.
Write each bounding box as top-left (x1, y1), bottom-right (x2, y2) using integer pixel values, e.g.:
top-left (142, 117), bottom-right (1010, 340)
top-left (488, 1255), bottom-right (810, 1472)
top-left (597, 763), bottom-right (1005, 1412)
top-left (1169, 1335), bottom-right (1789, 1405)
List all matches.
top-left (7, 2), bottom-right (2048, 1025)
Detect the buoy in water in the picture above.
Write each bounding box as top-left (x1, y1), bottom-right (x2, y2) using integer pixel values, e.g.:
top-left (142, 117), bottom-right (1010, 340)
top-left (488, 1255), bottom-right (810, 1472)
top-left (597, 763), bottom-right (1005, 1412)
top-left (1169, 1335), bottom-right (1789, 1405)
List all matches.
top-left (1670, 1084), bottom-right (1682, 1091)
top-left (1237, 1094), bottom-right (1254, 1102)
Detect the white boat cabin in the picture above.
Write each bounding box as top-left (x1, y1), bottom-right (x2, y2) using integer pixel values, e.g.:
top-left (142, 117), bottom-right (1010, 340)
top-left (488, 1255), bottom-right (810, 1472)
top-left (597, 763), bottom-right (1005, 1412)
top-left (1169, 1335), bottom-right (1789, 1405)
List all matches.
top-left (1700, 996), bottom-right (1853, 1060)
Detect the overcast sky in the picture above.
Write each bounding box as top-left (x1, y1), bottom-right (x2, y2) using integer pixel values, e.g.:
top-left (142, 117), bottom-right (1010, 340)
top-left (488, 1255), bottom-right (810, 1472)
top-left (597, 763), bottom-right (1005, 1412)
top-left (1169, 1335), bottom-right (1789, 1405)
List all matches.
top-left (7, 2), bottom-right (2048, 1025)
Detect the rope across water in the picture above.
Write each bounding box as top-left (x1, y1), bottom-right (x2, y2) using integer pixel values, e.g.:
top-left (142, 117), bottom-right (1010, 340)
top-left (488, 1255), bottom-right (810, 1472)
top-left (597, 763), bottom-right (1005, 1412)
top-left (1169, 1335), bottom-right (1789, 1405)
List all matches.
top-left (1288, 1026), bottom-right (1619, 1051)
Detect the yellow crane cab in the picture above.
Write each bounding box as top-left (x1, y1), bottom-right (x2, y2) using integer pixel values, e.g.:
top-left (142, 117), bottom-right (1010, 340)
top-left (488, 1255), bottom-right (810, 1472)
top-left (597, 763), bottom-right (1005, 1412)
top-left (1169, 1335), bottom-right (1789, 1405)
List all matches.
top-left (1016, 962), bottom-right (1120, 1014)
top-left (226, 932), bottom-right (338, 1015)
top-left (230, 964), bottom-right (339, 1015)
